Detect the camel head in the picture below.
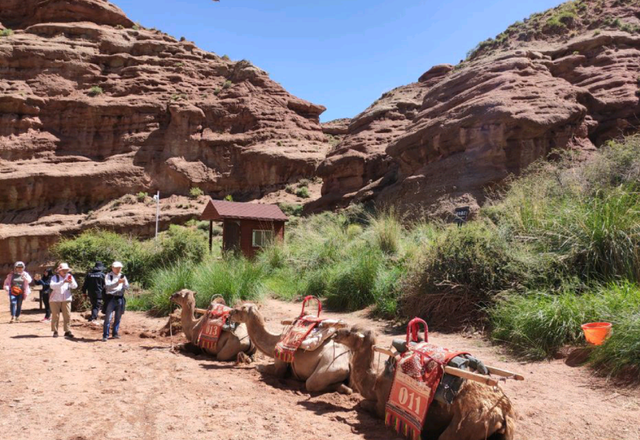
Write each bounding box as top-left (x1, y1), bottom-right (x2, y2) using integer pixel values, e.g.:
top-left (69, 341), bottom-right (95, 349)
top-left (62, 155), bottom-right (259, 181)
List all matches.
top-left (229, 303), bottom-right (259, 324)
top-left (170, 289), bottom-right (196, 308)
top-left (334, 325), bottom-right (377, 353)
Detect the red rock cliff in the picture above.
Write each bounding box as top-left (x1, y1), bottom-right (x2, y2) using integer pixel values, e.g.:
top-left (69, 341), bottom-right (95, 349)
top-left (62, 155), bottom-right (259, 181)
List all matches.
top-left (0, 0), bottom-right (329, 272)
top-left (313, 0), bottom-right (640, 216)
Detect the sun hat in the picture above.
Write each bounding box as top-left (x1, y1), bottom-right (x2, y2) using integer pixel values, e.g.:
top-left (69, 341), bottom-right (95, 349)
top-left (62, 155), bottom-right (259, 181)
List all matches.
top-left (93, 261), bottom-right (106, 271)
top-left (58, 263), bottom-right (70, 271)
top-left (112, 261), bottom-right (124, 268)
top-left (14, 261), bottom-right (25, 268)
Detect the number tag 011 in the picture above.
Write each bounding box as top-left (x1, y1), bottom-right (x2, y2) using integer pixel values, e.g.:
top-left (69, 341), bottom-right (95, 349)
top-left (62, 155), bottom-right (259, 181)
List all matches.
top-left (388, 371), bottom-right (430, 422)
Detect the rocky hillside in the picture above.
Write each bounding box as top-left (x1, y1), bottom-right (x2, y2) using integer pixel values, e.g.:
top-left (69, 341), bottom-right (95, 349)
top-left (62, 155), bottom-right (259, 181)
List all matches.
top-left (313, 0), bottom-right (640, 215)
top-left (0, 0), bottom-right (329, 272)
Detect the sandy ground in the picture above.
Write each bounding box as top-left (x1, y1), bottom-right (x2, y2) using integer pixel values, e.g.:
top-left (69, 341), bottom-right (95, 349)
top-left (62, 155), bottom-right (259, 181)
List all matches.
top-left (1, 293), bottom-right (639, 440)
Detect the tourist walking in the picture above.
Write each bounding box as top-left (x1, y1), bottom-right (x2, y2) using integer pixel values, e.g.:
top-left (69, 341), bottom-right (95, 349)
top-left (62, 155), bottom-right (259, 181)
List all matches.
top-left (50, 263), bottom-right (78, 338)
top-left (34, 268), bottom-right (54, 322)
top-left (102, 261), bottom-right (129, 342)
top-left (3, 261), bottom-right (32, 323)
top-left (82, 261), bottom-right (106, 322)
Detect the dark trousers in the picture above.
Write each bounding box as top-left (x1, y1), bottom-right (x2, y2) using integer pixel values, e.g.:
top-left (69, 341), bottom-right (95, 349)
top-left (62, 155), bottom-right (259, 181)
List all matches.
top-left (42, 292), bottom-right (51, 319)
top-left (88, 292), bottom-right (102, 321)
top-left (103, 296), bottom-right (124, 338)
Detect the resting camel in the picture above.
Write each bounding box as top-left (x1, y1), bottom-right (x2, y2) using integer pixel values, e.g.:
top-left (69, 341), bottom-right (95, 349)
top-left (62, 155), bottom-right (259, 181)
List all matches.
top-left (334, 325), bottom-right (516, 440)
top-left (229, 303), bottom-right (352, 394)
top-left (170, 289), bottom-right (254, 361)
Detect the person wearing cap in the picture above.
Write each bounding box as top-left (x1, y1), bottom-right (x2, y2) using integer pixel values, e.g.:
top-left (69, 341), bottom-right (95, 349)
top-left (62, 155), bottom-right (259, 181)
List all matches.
top-left (34, 268), bottom-right (54, 322)
top-left (82, 261), bottom-right (106, 322)
top-left (102, 261), bottom-right (129, 342)
top-left (49, 263), bottom-right (78, 338)
top-left (3, 261), bottom-right (32, 323)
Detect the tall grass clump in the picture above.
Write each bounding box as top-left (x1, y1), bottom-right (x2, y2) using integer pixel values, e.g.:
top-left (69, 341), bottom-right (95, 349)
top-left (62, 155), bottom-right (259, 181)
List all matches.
top-left (324, 247), bottom-right (383, 311)
top-left (491, 282), bottom-right (640, 360)
top-left (128, 262), bottom-right (194, 315)
top-left (368, 209), bottom-right (404, 255)
top-left (257, 206), bottom-right (420, 313)
top-left (191, 256), bottom-right (265, 307)
top-left (484, 136), bottom-right (640, 286)
top-left (591, 312), bottom-right (640, 380)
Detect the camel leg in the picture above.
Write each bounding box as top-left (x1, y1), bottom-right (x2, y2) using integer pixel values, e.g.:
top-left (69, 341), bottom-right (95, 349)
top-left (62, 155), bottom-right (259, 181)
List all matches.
top-left (215, 340), bottom-right (240, 362)
top-left (305, 369), bottom-right (352, 394)
top-left (257, 358), bottom-right (289, 378)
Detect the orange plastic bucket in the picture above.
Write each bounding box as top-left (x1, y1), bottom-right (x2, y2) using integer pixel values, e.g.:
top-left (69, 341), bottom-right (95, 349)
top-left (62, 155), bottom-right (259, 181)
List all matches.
top-left (581, 322), bottom-right (612, 346)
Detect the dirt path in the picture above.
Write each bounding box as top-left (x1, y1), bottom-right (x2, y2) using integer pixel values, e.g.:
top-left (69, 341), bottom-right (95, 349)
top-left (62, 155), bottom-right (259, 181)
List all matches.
top-left (1, 294), bottom-right (638, 440)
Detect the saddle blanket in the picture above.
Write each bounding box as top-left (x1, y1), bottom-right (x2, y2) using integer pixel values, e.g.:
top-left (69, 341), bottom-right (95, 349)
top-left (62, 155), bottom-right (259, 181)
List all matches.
top-left (274, 315), bottom-right (323, 363)
top-left (196, 303), bottom-right (233, 351)
top-left (386, 342), bottom-right (467, 440)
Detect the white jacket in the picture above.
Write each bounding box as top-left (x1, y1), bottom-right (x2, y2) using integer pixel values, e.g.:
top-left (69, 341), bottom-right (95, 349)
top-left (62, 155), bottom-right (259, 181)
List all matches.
top-left (49, 274), bottom-right (78, 302)
top-left (104, 272), bottom-right (129, 296)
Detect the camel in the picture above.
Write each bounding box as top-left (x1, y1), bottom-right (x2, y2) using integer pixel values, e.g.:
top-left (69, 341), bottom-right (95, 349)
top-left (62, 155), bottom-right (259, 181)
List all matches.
top-left (334, 325), bottom-right (516, 440)
top-left (228, 303), bottom-right (352, 394)
top-left (170, 289), bottom-right (254, 361)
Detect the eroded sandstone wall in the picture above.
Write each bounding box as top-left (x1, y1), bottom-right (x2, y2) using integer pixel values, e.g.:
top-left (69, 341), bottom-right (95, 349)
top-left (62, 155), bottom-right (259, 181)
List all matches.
top-left (0, 0), bottom-right (330, 272)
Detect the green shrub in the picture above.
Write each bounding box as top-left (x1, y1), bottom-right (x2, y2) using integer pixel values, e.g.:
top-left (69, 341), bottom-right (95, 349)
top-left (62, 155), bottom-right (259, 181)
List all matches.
top-left (136, 192), bottom-right (148, 202)
top-left (279, 203), bottom-right (303, 217)
top-left (222, 80), bottom-right (233, 89)
top-left (189, 187), bottom-right (204, 199)
top-left (51, 226), bottom-right (206, 288)
top-left (402, 221), bottom-right (525, 329)
top-left (0, 29), bottom-right (14, 37)
top-left (152, 225), bottom-right (208, 268)
top-left (52, 230), bottom-right (135, 275)
top-left (295, 186), bottom-right (310, 198)
top-left (224, 195), bottom-right (233, 202)
top-left (88, 86), bottom-right (104, 96)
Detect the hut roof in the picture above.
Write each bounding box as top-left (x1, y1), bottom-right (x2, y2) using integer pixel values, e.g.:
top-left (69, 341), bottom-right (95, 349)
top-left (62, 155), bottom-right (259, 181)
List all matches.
top-left (201, 199), bottom-right (288, 222)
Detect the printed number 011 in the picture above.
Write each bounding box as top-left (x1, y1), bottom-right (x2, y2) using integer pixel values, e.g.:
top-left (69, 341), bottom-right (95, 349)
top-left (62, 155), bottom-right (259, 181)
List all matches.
top-left (398, 387), bottom-right (422, 415)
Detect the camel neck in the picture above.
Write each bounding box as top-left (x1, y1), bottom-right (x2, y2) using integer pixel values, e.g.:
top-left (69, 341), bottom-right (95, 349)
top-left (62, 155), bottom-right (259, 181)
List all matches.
top-left (351, 343), bottom-right (379, 401)
top-left (180, 300), bottom-right (198, 341)
top-left (245, 312), bottom-right (281, 358)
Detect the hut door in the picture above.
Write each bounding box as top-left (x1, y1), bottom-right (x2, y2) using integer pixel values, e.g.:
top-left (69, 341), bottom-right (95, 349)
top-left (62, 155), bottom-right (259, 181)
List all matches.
top-left (223, 221), bottom-right (241, 253)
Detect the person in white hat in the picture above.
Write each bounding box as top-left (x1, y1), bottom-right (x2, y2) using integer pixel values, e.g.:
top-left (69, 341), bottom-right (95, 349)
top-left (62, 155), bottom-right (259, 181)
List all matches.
top-left (3, 261), bottom-right (32, 323)
top-left (49, 262), bottom-right (78, 338)
top-left (102, 261), bottom-right (129, 342)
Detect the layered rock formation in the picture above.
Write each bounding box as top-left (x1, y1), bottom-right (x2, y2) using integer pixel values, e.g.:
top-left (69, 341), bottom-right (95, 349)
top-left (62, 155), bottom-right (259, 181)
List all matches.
top-left (314, 0), bottom-right (640, 216)
top-left (0, 0), bottom-right (329, 272)
top-left (311, 65), bottom-right (452, 211)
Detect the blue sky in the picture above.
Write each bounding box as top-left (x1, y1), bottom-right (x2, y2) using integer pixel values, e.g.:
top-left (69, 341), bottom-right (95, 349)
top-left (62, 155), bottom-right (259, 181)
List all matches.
top-left (115, 0), bottom-right (563, 122)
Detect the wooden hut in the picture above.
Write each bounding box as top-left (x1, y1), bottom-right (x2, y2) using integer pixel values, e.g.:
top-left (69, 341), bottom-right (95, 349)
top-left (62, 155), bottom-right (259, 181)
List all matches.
top-left (200, 199), bottom-right (288, 258)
